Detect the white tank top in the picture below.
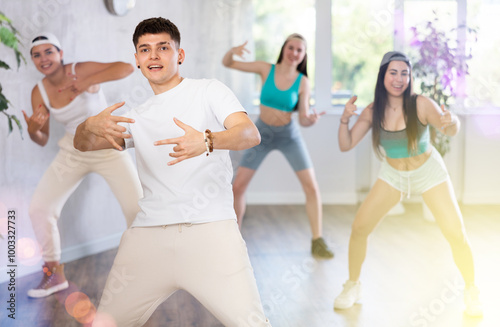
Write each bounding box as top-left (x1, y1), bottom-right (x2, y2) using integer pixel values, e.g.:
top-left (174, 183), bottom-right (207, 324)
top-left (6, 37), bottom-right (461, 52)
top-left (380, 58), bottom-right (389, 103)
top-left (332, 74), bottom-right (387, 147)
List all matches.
top-left (37, 62), bottom-right (108, 135)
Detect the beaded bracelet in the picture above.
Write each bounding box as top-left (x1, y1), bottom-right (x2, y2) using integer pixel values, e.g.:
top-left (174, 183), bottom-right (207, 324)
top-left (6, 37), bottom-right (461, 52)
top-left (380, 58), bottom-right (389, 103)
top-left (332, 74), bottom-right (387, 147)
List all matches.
top-left (340, 118), bottom-right (349, 124)
top-left (204, 129), bottom-right (214, 156)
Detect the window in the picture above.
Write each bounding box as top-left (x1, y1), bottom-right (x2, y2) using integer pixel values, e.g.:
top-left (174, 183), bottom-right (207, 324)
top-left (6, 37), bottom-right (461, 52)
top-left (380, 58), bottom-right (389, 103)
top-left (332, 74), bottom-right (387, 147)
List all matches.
top-left (252, 0), bottom-right (498, 111)
top-left (252, 0), bottom-right (316, 105)
top-left (331, 0), bottom-right (394, 107)
top-left (466, 0), bottom-right (500, 108)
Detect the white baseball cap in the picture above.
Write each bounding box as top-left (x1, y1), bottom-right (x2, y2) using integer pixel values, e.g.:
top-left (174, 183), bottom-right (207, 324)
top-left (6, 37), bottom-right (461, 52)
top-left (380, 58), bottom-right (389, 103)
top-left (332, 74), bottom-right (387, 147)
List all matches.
top-left (30, 32), bottom-right (62, 51)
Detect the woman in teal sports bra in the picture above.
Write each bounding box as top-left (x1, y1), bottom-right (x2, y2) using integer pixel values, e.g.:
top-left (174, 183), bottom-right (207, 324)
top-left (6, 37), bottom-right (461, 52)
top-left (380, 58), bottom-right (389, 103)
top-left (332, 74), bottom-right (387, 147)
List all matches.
top-left (334, 51), bottom-right (482, 316)
top-left (222, 34), bottom-right (334, 259)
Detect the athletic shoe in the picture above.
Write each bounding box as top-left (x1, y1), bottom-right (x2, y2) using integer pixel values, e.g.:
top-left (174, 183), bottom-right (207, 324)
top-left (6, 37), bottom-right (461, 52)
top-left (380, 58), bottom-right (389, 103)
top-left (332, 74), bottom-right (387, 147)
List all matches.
top-left (28, 264), bottom-right (69, 298)
top-left (334, 280), bottom-right (361, 309)
top-left (464, 285), bottom-right (483, 317)
top-left (311, 237), bottom-right (334, 259)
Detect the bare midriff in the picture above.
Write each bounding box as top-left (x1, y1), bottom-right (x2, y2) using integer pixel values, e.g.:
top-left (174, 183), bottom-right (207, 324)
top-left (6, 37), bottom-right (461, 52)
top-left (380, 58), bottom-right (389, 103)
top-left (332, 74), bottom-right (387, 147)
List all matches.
top-left (259, 105), bottom-right (293, 126)
top-left (386, 149), bottom-right (432, 171)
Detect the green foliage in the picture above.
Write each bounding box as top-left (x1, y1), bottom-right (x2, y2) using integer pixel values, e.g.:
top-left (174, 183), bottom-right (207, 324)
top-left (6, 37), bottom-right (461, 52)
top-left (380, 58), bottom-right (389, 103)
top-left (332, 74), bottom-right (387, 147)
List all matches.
top-left (0, 11), bottom-right (26, 138)
top-left (331, 0), bottom-right (393, 106)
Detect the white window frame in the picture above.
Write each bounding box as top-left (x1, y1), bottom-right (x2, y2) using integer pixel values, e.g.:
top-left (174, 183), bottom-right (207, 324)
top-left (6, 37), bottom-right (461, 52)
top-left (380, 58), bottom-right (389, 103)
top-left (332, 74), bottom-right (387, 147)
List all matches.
top-left (314, 0), bottom-right (467, 111)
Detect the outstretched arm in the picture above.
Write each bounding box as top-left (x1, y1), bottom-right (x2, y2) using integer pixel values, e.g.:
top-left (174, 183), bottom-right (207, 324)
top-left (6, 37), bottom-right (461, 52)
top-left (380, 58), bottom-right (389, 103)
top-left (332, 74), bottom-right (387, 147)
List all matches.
top-left (74, 102), bottom-right (134, 152)
top-left (61, 61), bottom-right (134, 96)
top-left (154, 112), bottom-right (260, 166)
top-left (222, 41), bottom-right (269, 76)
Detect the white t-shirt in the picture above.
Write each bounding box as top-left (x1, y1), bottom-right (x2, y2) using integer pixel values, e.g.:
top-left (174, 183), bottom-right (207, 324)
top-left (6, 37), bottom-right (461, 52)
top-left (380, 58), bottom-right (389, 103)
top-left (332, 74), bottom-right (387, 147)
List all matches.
top-left (123, 78), bottom-right (245, 227)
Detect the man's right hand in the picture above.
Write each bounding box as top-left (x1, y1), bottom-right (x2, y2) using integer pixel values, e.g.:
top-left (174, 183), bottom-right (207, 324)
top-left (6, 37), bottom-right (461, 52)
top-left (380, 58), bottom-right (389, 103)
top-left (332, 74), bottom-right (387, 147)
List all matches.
top-left (87, 101), bottom-right (134, 150)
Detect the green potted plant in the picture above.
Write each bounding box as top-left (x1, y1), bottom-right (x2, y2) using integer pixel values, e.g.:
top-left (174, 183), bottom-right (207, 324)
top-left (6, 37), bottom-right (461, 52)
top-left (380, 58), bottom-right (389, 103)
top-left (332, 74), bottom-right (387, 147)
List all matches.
top-left (408, 17), bottom-right (475, 222)
top-left (1, 11), bottom-right (25, 136)
top-left (408, 16), bottom-right (475, 156)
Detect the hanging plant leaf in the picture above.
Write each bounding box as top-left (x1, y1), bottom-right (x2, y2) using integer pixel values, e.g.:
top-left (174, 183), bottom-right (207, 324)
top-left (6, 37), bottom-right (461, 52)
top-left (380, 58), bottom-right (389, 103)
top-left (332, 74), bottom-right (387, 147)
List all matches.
top-left (0, 26), bottom-right (18, 49)
top-left (0, 90), bottom-right (9, 111)
top-left (8, 114), bottom-right (13, 134)
top-left (11, 114), bottom-right (23, 139)
top-left (0, 60), bottom-right (9, 70)
top-left (15, 50), bottom-right (24, 69)
top-left (0, 12), bottom-right (12, 23)
top-left (0, 11), bottom-right (25, 137)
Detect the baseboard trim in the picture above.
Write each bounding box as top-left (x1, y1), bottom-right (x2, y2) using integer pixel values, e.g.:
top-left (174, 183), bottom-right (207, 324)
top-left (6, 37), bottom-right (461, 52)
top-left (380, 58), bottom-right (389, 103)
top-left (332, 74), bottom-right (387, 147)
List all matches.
top-left (246, 192), bottom-right (358, 205)
top-left (462, 193), bottom-right (500, 204)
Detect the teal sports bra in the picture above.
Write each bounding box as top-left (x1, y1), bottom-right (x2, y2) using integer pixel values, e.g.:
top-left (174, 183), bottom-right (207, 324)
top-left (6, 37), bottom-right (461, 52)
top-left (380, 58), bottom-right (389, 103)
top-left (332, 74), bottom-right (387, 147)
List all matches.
top-left (380, 119), bottom-right (430, 158)
top-left (260, 64), bottom-right (303, 112)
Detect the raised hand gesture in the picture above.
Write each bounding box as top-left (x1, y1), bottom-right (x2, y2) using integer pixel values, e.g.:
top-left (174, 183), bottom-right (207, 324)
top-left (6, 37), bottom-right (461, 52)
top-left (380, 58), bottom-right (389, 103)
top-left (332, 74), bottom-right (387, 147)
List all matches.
top-left (87, 102), bottom-right (134, 151)
top-left (22, 104), bottom-right (49, 134)
top-left (154, 118), bottom-right (206, 166)
top-left (231, 41), bottom-right (251, 60)
top-left (306, 108), bottom-right (326, 125)
top-left (439, 104), bottom-right (457, 130)
top-left (59, 72), bottom-right (96, 96)
top-left (341, 95), bottom-right (359, 123)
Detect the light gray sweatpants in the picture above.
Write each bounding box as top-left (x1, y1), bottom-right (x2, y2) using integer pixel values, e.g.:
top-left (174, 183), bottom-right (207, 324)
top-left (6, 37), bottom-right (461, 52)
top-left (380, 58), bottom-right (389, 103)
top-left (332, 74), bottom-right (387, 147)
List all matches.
top-left (93, 220), bottom-right (271, 327)
top-left (29, 133), bottom-right (142, 262)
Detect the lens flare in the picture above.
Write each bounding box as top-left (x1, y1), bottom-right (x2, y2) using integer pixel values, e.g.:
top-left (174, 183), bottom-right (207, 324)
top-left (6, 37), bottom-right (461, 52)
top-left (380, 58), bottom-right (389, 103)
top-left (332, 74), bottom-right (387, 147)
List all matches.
top-left (0, 218), bottom-right (7, 237)
top-left (64, 292), bottom-right (96, 324)
top-left (17, 237), bottom-right (42, 266)
top-left (471, 115), bottom-right (500, 138)
top-left (92, 312), bottom-right (117, 327)
top-left (0, 201), bottom-right (6, 217)
top-left (55, 281), bottom-right (78, 304)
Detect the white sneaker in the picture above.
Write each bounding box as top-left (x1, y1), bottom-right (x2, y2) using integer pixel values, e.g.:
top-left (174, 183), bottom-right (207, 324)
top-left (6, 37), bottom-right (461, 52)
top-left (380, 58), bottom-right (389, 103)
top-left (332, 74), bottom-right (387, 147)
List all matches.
top-left (334, 280), bottom-right (361, 309)
top-left (464, 285), bottom-right (483, 317)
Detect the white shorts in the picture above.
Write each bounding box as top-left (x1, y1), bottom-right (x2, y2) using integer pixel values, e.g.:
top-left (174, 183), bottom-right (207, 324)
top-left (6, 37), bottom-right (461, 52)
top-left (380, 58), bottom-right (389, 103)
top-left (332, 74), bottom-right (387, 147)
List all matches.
top-left (378, 147), bottom-right (449, 199)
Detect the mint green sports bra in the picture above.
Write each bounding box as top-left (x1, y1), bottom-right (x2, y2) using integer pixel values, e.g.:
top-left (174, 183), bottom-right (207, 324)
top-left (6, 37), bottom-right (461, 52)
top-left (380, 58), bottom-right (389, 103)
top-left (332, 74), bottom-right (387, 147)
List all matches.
top-left (380, 119), bottom-right (430, 158)
top-left (260, 64), bottom-right (303, 112)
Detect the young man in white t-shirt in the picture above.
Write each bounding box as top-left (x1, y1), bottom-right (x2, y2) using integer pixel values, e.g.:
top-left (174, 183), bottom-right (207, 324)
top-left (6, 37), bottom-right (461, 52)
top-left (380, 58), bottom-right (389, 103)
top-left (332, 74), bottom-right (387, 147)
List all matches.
top-left (74, 17), bottom-right (271, 327)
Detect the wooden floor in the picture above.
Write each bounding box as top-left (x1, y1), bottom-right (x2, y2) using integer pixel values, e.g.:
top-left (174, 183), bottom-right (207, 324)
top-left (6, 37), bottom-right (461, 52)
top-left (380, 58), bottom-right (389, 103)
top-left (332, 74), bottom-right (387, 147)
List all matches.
top-left (1, 203), bottom-right (499, 327)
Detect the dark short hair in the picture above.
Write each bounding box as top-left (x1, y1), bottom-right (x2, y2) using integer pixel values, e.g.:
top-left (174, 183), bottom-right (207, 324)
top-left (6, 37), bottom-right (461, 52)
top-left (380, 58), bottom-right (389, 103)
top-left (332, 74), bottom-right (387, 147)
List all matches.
top-left (132, 17), bottom-right (181, 50)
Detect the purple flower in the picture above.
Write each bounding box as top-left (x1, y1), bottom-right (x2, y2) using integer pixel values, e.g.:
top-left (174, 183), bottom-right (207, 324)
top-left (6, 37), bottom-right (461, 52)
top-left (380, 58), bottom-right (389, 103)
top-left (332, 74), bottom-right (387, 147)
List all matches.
top-left (409, 17), bottom-right (473, 102)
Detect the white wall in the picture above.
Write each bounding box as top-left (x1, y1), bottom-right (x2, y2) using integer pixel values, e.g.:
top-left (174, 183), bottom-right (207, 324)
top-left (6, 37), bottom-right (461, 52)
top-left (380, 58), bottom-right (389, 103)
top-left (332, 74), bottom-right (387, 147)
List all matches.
top-left (462, 113), bottom-right (500, 204)
top-left (0, 0), bottom-right (253, 282)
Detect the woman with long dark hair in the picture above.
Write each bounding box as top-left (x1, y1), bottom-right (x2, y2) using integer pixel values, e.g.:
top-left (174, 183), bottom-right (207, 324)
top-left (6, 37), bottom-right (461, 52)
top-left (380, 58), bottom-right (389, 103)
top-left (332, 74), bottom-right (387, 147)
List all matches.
top-left (222, 34), bottom-right (333, 258)
top-left (333, 51), bottom-right (482, 316)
